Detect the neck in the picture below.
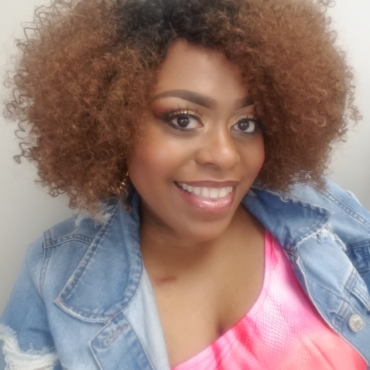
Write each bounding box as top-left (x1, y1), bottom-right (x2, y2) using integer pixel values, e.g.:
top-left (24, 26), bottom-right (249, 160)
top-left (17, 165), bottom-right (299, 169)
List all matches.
top-left (139, 204), bottom-right (262, 278)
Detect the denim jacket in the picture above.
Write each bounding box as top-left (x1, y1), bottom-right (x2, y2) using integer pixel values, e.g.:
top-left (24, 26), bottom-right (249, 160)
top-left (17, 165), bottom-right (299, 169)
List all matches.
top-left (1, 179), bottom-right (370, 370)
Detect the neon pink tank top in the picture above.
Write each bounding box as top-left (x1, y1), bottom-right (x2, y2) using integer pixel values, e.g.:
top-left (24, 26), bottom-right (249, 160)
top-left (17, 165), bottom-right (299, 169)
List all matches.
top-left (172, 231), bottom-right (366, 370)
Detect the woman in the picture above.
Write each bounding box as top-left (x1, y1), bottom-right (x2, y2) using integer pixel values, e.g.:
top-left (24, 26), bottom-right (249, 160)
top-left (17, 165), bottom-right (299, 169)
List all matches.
top-left (1, 0), bottom-right (369, 369)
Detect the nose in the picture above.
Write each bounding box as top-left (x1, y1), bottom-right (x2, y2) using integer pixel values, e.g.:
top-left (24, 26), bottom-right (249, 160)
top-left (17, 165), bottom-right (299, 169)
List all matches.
top-left (195, 126), bottom-right (240, 170)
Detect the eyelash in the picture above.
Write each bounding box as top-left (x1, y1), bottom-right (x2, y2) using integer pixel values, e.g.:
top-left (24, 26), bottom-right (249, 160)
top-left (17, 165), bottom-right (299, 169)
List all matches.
top-left (160, 109), bottom-right (203, 131)
top-left (159, 108), bottom-right (260, 134)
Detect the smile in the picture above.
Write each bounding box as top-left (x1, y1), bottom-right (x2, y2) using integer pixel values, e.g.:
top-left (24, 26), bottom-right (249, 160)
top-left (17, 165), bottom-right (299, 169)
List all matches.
top-left (176, 182), bottom-right (233, 200)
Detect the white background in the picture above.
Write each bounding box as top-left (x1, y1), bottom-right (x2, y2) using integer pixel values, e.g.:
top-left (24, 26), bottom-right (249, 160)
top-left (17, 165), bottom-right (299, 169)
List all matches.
top-left (0, 0), bottom-right (369, 314)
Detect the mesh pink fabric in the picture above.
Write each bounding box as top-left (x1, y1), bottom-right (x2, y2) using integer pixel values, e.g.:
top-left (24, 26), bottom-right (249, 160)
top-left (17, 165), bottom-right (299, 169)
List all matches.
top-left (172, 231), bottom-right (366, 370)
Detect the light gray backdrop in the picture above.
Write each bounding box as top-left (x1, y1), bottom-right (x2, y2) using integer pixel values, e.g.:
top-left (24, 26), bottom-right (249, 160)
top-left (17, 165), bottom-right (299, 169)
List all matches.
top-left (1, 0), bottom-right (370, 314)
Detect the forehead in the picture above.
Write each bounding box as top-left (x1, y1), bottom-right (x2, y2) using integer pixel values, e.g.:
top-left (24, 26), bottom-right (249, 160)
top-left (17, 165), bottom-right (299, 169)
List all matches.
top-left (153, 39), bottom-right (247, 101)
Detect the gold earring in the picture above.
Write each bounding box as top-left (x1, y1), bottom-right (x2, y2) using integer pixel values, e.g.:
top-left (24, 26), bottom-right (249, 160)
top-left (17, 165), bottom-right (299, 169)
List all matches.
top-left (113, 171), bottom-right (130, 195)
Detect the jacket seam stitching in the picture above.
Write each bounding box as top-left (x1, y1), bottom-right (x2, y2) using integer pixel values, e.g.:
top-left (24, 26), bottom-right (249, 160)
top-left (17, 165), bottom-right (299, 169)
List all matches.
top-left (322, 189), bottom-right (370, 229)
top-left (307, 274), bottom-right (349, 308)
top-left (124, 314), bottom-right (156, 370)
top-left (60, 206), bottom-right (119, 303)
top-left (44, 235), bottom-right (94, 249)
top-left (39, 241), bottom-right (52, 300)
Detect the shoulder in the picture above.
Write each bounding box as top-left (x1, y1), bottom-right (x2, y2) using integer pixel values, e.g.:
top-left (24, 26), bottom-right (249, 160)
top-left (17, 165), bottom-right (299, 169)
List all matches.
top-left (250, 178), bottom-right (370, 227)
top-left (247, 178), bottom-right (370, 250)
top-left (288, 178), bottom-right (368, 212)
top-left (44, 199), bottom-right (120, 248)
top-left (251, 179), bottom-right (370, 279)
top-left (288, 178), bottom-right (370, 230)
top-left (34, 196), bottom-right (123, 255)
top-left (24, 198), bottom-right (123, 293)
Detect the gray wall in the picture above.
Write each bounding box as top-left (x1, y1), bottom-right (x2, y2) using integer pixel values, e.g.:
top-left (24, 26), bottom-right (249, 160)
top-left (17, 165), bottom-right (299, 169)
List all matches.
top-left (1, 0), bottom-right (370, 313)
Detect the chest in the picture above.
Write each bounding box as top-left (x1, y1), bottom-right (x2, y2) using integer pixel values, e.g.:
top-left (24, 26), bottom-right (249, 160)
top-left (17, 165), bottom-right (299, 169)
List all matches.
top-left (153, 235), bottom-right (368, 370)
top-left (151, 239), bottom-right (265, 367)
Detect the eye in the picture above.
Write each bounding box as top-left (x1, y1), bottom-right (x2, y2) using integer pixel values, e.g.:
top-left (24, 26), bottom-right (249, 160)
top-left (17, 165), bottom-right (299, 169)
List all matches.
top-left (231, 117), bottom-right (258, 134)
top-left (171, 115), bottom-right (199, 129)
top-left (161, 110), bottom-right (203, 131)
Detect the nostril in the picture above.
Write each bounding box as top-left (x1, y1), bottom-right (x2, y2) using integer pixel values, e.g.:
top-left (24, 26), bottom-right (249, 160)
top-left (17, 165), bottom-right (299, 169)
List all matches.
top-left (195, 132), bottom-right (240, 170)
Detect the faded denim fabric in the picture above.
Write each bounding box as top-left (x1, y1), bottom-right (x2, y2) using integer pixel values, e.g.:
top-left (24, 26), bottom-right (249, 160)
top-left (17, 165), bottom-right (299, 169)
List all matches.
top-left (1, 178), bottom-right (370, 370)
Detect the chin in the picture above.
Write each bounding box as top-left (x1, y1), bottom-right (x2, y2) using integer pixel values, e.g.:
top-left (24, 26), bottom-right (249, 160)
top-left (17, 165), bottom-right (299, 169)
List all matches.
top-left (176, 221), bottom-right (230, 245)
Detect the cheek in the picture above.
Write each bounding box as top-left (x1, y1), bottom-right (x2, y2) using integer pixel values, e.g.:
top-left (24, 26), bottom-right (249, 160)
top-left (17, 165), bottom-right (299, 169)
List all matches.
top-left (127, 136), bottom-right (184, 190)
top-left (240, 138), bottom-right (265, 176)
top-left (255, 142), bottom-right (265, 171)
top-left (127, 144), bottom-right (162, 186)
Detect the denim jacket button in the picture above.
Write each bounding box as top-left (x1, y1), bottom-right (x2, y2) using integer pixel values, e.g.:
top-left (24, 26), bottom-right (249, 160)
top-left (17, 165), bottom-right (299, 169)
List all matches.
top-left (348, 314), bottom-right (364, 332)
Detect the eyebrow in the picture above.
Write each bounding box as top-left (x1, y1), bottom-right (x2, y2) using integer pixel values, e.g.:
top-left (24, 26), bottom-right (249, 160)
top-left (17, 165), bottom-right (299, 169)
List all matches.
top-left (151, 89), bottom-right (254, 110)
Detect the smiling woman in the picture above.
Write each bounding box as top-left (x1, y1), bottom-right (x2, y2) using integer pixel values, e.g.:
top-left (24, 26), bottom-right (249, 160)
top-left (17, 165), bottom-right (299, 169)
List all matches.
top-left (130, 40), bottom-right (264, 246)
top-left (1, 0), bottom-right (370, 369)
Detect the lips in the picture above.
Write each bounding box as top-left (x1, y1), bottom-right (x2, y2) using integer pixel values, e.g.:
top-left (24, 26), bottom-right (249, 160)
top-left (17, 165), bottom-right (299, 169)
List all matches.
top-left (175, 181), bottom-right (237, 213)
top-left (177, 182), bottom-right (233, 200)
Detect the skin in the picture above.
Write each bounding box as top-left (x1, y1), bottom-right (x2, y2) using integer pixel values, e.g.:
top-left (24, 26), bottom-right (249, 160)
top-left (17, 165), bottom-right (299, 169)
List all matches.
top-left (127, 39), bottom-right (265, 366)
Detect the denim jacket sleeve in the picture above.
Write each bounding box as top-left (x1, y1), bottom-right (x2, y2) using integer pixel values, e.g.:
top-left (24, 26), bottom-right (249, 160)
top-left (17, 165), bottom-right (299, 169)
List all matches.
top-left (0, 236), bottom-right (61, 370)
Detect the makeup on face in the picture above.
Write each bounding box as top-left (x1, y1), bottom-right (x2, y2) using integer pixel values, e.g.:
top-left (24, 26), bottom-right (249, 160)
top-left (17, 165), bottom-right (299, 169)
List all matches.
top-left (128, 39), bottom-right (264, 242)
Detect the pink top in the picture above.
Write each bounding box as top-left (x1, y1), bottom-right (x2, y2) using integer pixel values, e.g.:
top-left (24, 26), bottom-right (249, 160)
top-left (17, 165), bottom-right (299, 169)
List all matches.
top-left (172, 231), bottom-right (366, 370)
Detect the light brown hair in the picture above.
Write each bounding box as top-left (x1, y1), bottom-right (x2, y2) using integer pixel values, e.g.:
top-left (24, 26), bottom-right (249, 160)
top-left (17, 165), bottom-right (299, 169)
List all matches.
top-left (5, 0), bottom-right (361, 210)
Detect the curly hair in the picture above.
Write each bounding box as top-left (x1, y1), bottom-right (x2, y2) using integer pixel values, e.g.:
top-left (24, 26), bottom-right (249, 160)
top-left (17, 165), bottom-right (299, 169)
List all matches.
top-left (5, 0), bottom-right (360, 210)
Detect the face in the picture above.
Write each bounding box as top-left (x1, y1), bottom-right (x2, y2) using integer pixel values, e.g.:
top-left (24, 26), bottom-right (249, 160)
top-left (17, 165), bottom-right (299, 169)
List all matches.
top-left (128, 40), bottom-right (264, 243)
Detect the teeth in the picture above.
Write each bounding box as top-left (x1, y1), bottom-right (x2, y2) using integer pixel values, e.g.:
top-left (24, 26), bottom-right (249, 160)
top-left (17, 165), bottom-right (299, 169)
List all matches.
top-left (178, 183), bottom-right (233, 199)
top-left (202, 188), bottom-right (210, 197)
top-left (193, 187), bottom-right (201, 196)
top-left (219, 188), bottom-right (227, 198)
top-left (210, 189), bottom-right (218, 199)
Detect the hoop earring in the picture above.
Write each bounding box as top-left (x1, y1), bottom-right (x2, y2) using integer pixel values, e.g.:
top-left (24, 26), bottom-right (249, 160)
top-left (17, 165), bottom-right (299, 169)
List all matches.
top-left (113, 171), bottom-right (130, 196)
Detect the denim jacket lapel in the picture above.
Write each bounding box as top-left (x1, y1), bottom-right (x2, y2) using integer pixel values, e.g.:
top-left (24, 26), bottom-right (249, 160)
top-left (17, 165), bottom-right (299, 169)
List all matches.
top-left (244, 186), bottom-right (332, 251)
top-left (54, 193), bottom-right (169, 369)
top-left (90, 311), bottom-right (156, 370)
top-left (55, 200), bottom-right (143, 322)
